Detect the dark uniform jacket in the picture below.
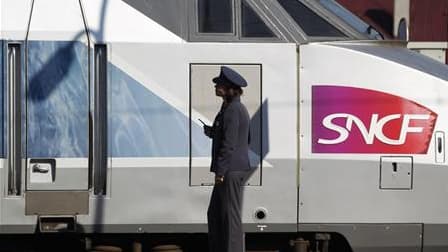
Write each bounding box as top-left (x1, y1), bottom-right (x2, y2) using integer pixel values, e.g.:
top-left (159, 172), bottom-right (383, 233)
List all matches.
top-left (207, 97), bottom-right (251, 177)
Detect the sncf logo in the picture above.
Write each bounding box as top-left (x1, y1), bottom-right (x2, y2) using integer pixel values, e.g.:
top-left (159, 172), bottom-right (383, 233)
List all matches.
top-left (312, 86), bottom-right (437, 154)
top-left (318, 114), bottom-right (430, 145)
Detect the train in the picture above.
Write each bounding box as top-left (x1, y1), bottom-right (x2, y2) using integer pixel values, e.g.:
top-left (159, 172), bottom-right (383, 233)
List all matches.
top-left (1, 0), bottom-right (448, 251)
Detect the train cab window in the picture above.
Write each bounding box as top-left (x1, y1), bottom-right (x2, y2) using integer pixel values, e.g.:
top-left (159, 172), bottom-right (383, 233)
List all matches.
top-left (241, 0), bottom-right (275, 38)
top-left (198, 0), bottom-right (233, 33)
top-left (277, 0), bottom-right (346, 37)
top-left (318, 0), bottom-right (382, 40)
top-left (190, 64), bottom-right (262, 186)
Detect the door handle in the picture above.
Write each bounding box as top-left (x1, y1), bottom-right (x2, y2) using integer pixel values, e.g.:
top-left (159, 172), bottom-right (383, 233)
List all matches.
top-left (29, 159), bottom-right (56, 183)
top-left (435, 131), bottom-right (445, 163)
top-left (32, 163), bottom-right (49, 173)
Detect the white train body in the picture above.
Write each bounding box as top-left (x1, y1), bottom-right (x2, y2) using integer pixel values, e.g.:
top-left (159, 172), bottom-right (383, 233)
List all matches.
top-left (1, 0), bottom-right (448, 251)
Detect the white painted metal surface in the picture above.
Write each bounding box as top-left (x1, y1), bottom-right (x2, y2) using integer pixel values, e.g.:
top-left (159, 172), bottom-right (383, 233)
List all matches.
top-left (408, 42), bottom-right (448, 64)
top-left (299, 42), bottom-right (448, 223)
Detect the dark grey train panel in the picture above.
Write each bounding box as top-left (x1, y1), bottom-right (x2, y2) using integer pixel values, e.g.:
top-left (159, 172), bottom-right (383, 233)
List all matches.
top-left (122, 0), bottom-right (368, 43)
top-left (0, 223), bottom-right (296, 234)
top-left (299, 223), bottom-right (422, 252)
top-left (71, 223), bottom-right (296, 233)
top-left (0, 225), bottom-right (36, 234)
top-left (423, 224), bottom-right (448, 252)
top-left (122, 0), bottom-right (188, 40)
top-left (25, 191), bottom-right (89, 215)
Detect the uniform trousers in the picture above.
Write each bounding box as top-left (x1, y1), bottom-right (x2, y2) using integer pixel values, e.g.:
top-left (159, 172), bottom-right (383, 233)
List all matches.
top-left (207, 170), bottom-right (250, 252)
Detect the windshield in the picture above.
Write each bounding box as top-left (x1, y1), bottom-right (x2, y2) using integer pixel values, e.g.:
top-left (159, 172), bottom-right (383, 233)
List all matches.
top-left (318, 0), bottom-right (383, 40)
top-left (278, 0), bottom-right (347, 38)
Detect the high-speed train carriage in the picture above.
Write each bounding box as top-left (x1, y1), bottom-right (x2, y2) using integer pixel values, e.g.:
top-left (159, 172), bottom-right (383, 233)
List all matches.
top-left (1, 0), bottom-right (448, 251)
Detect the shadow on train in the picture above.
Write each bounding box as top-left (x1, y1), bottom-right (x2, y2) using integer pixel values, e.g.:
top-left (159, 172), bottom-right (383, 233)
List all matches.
top-left (249, 99), bottom-right (270, 167)
top-left (26, 0), bottom-right (110, 236)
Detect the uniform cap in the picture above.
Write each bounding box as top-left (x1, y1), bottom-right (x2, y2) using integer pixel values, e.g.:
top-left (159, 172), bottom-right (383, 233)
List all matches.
top-left (212, 66), bottom-right (248, 87)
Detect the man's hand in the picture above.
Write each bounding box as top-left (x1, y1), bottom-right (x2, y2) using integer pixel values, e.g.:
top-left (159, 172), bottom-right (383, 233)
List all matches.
top-left (215, 175), bottom-right (224, 185)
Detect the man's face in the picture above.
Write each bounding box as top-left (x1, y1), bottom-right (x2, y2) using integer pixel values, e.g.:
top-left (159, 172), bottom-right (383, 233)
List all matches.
top-left (214, 83), bottom-right (227, 97)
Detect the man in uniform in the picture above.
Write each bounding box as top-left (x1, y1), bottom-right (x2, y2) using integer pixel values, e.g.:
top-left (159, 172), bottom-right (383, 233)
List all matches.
top-left (203, 66), bottom-right (252, 252)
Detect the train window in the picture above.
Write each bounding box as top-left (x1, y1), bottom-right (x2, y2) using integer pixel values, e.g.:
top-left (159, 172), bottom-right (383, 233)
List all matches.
top-left (318, 0), bottom-right (382, 40)
top-left (241, 0), bottom-right (275, 37)
top-left (277, 0), bottom-right (346, 37)
top-left (198, 0), bottom-right (233, 33)
top-left (190, 64), bottom-right (262, 186)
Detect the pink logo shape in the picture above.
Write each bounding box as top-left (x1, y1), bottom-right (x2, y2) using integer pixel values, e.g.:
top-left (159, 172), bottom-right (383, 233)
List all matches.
top-left (312, 86), bottom-right (437, 154)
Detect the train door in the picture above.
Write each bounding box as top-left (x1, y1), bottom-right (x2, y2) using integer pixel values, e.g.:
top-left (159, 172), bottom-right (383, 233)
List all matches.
top-left (25, 39), bottom-right (90, 192)
top-left (25, 41), bottom-right (89, 190)
top-left (23, 0), bottom-right (90, 216)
